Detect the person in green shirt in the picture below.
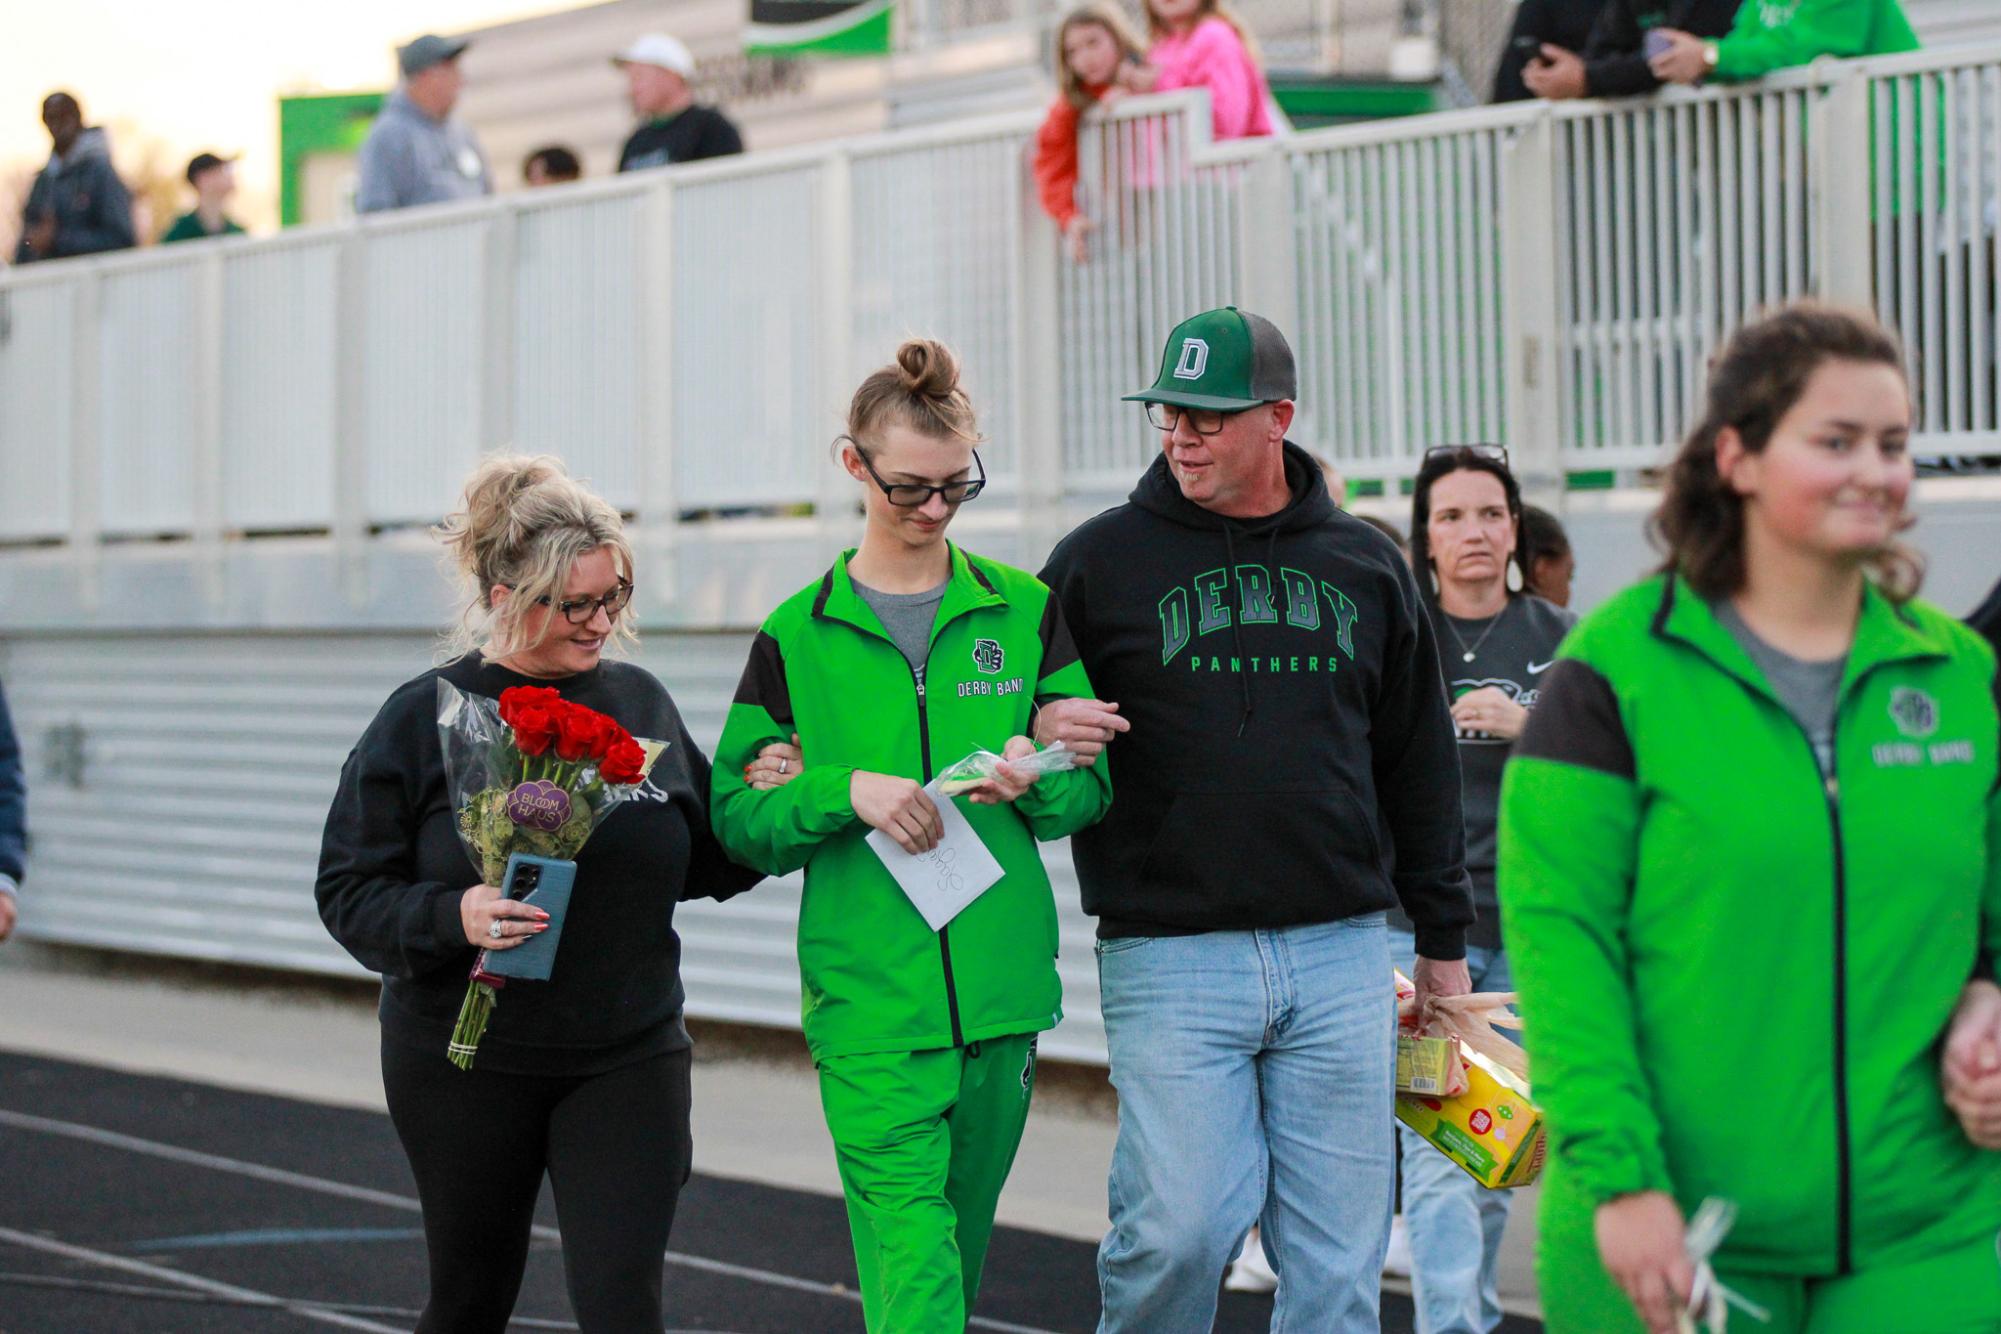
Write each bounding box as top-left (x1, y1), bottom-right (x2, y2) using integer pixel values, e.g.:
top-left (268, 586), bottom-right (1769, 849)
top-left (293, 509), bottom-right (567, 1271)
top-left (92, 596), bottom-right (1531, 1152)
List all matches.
top-left (1647, 0), bottom-right (1919, 86)
top-left (711, 338), bottom-right (1113, 1333)
top-left (1501, 303), bottom-right (2001, 1333)
top-left (160, 152), bottom-right (245, 244)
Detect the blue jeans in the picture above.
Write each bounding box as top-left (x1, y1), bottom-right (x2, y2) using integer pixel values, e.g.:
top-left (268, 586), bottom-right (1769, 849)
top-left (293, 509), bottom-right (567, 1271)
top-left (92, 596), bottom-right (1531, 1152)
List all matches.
top-left (1389, 927), bottom-right (1515, 1334)
top-left (1095, 916), bottom-right (1395, 1334)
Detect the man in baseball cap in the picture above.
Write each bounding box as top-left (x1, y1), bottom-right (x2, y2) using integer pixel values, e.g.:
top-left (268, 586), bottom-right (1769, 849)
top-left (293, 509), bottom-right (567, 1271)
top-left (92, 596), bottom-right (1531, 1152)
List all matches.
top-left (1036, 307), bottom-right (1475, 1330)
top-left (355, 33), bottom-right (491, 214)
top-left (613, 33), bottom-right (743, 172)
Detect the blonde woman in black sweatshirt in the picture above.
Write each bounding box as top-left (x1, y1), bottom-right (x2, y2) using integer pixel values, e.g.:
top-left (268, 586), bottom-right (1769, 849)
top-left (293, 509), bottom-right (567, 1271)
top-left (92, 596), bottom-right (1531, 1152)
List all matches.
top-left (316, 454), bottom-right (772, 1333)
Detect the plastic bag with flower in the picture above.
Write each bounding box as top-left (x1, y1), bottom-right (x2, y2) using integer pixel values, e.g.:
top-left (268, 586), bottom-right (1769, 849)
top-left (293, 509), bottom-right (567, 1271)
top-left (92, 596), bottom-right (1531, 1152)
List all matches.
top-left (435, 679), bottom-right (666, 1069)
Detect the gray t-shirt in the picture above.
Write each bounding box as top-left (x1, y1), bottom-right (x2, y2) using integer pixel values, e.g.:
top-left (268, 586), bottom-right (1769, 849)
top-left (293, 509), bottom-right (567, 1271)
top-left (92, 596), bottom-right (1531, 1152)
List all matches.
top-left (852, 576), bottom-right (949, 688)
top-left (1715, 601), bottom-right (1846, 777)
top-left (1393, 593), bottom-right (1576, 950)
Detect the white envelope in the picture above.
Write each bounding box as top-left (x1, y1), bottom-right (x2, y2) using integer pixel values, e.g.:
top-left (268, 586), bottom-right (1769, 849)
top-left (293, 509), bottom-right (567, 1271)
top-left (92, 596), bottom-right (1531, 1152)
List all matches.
top-left (864, 780), bottom-right (1005, 932)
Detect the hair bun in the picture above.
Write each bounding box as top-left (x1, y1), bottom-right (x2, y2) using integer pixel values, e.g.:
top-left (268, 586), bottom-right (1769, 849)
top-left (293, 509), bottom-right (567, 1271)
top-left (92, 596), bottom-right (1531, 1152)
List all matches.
top-left (894, 338), bottom-right (961, 400)
top-left (441, 454), bottom-right (570, 581)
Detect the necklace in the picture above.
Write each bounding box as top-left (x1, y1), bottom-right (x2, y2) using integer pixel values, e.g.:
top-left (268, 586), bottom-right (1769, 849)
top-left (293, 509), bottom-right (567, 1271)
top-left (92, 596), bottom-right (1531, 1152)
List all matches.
top-left (1442, 599), bottom-right (1510, 663)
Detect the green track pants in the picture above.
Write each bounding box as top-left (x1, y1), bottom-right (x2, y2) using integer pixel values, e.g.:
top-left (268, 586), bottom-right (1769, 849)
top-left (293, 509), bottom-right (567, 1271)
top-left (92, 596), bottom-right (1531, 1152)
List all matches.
top-left (816, 1033), bottom-right (1039, 1333)
top-left (1538, 1168), bottom-right (2001, 1333)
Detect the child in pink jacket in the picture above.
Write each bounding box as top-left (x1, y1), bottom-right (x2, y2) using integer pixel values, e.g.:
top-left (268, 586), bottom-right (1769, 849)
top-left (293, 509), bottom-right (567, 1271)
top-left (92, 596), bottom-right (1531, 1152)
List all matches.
top-left (1120, 0), bottom-right (1273, 140)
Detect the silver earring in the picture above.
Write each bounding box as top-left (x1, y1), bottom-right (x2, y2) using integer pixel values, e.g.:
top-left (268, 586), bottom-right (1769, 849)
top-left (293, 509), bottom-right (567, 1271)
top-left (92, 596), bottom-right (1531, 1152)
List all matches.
top-left (1506, 561), bottom-right (1524, 593)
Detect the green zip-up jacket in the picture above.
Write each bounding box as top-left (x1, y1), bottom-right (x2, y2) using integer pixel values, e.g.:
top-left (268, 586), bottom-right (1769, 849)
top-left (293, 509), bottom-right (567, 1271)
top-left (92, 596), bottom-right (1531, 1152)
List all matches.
top-left (1711, 0), bottom-right (1918, 83)
top-left (712, 545), bottom-right (1113, 1061)
top-left (1500, 575), bottom-right (2001, 1277)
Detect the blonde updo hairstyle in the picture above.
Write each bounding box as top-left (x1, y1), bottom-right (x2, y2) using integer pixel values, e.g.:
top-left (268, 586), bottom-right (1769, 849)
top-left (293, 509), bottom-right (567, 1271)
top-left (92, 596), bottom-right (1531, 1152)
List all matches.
top-left (844, 338), bottom-right (984, 455)
top-left (434, 454), bottom-right (638, 661)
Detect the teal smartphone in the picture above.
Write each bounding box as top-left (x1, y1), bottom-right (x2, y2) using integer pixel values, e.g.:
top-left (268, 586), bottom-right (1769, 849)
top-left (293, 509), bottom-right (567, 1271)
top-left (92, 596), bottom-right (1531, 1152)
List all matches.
top-left (481, 853), bottom-right (576, 981)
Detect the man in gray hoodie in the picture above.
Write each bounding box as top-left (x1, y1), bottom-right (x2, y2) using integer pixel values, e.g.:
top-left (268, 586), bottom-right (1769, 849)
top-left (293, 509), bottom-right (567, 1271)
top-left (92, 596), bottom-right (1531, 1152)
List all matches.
top-left (355, 35), bottom-right (492, 215)
top-left (14, 92), bottom-right (134, 264)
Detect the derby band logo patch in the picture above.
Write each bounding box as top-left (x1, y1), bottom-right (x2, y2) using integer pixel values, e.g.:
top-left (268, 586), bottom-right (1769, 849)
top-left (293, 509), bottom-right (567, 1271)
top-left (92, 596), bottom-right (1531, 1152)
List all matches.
top-left (1889, 687), bottom-right (1938, 739)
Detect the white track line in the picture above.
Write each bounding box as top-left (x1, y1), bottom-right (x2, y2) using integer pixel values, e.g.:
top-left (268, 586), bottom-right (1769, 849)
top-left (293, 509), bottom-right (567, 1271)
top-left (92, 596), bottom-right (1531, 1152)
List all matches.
top-left (0, 1107), bottom-right (1061, 1334)
top-left (0, 1225), bottom-right (404, 1333)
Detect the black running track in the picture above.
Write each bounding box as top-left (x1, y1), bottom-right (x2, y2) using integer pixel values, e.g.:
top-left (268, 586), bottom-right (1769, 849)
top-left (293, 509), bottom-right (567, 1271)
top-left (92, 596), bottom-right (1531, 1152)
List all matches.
top-left (0, 1051), bottom-right (1543, 1333)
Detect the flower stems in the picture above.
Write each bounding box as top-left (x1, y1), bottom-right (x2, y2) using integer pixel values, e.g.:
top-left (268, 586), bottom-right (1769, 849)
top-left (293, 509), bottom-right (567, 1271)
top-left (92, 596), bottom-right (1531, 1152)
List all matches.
top-left (448, 978), bottom-right (500, 1071)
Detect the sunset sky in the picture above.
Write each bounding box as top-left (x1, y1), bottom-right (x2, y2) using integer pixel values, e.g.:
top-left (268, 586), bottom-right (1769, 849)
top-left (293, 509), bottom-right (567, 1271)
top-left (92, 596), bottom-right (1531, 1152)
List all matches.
top-left (3, 0), bottom-right (575, 231)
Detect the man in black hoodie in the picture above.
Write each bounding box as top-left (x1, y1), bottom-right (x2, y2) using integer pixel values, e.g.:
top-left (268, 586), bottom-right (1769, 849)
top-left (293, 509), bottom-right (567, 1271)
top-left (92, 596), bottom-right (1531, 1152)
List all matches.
top-left (1036, 307), bottom-right (1474, 1331)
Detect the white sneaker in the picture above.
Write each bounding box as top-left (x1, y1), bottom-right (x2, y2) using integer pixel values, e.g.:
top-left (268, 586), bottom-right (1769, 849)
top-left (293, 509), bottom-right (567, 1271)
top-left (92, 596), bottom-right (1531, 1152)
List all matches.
top-left (1224, 1227), bottom-right (1279, 1293)
top-left (1381, 1213), bottom-right (1412, 1278)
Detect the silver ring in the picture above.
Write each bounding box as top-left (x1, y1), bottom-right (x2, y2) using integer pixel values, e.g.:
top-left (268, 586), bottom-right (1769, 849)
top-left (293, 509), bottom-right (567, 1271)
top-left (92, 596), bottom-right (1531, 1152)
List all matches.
top-left (778, 758), bottom-right (788, 775)
top-left (489, 920), bottom-right (504, 940)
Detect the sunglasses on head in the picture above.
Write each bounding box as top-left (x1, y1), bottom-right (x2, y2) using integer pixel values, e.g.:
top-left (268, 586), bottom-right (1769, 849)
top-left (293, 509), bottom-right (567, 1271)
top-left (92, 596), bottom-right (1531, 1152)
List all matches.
top-left (1423, 443), bottom-right (1512, 471)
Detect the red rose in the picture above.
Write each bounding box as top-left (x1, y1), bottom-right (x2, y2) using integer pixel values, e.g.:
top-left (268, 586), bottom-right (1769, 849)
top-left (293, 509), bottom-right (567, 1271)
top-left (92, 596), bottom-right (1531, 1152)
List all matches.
top-left (592, 713), bottom-right (636, 761)
top-left (554, 702), bottom-right (608, 762)
top-left (511, 702), bottom-right (559, 756)
top-left (601, 737), bottom-right (646, 786)
top-left (498, 685), bottom-right (561, 728)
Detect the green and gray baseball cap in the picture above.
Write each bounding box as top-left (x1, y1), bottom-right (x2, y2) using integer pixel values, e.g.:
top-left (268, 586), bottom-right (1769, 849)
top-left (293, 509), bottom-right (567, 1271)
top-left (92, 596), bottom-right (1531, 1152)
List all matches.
top-left (1124, 306), bottom-right (1297, 412)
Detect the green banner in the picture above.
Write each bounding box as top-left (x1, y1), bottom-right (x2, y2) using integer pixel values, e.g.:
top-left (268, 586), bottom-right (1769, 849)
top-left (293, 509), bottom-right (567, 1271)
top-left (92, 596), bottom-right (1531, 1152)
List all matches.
top-left (278, 92), bottom-right (384, 228)
top-left (747, 0), bottom-right (892, 55)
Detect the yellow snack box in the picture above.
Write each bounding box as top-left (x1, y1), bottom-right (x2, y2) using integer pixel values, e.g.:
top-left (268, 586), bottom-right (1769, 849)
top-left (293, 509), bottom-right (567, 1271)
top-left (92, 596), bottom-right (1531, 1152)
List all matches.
top-left (1394, 1048), bottom-right (1546, 1190)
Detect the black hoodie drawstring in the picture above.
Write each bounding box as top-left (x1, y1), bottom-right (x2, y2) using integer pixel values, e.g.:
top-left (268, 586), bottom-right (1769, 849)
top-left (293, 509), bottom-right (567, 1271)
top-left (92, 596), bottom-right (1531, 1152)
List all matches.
top-left (1220, 522), bottom-right (1254, 736)
top-left (1220, 520), bottom-right (1288, 738)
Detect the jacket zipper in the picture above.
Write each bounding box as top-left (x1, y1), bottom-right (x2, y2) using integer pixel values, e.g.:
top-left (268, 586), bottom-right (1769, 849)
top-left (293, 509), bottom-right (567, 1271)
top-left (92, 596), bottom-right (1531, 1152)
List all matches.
top-left (1779, 712), bottom-right (1853, 1275)
top-left (906, 660), bottom-right (966, 1049)
top-left (1818, 744), bottom-right (1853, 1276)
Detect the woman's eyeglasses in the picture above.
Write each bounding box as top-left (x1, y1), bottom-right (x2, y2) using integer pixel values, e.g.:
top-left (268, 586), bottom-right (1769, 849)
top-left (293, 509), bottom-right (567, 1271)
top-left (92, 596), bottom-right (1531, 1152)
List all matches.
top-left (535, 579), bottom-right (634, 625)
top-left (848, 440), bottom-right (987, 507)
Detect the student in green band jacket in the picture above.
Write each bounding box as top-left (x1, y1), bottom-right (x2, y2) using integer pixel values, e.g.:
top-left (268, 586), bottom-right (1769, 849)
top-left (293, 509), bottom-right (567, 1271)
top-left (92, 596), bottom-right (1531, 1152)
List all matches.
top-left (710, 338), bottom-right (1112, 1333)
top-left (1501, 305), bottom-right (2001, 1334)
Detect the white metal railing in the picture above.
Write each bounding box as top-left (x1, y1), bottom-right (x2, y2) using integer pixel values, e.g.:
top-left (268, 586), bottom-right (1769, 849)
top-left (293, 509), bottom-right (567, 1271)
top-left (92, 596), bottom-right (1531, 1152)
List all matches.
top-left (5, 43), bottom-right (2001, 565)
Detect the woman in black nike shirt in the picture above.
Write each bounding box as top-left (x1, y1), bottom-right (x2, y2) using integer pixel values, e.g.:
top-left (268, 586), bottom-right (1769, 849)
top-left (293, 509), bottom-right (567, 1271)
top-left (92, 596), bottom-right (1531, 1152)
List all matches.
top-left (1387, 445), bottom-right (1575, 1333)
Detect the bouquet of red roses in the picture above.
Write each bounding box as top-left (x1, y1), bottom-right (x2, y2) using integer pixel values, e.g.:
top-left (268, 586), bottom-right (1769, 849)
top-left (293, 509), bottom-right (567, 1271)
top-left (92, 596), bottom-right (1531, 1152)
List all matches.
top-left (436, 680), bottom-right (663, 1070)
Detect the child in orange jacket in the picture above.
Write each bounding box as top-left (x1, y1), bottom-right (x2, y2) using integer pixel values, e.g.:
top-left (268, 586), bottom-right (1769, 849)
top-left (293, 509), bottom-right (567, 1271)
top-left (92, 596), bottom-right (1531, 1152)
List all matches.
top-left (1032, 4), bottom-right (1147, 263)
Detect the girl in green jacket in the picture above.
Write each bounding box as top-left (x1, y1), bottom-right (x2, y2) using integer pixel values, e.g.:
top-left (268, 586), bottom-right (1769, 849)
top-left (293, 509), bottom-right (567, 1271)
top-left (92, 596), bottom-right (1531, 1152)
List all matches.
top-left (711, 339), bottom-right (1112, 1332)
top-left (1501, 305), bottom-right (2001, 1333)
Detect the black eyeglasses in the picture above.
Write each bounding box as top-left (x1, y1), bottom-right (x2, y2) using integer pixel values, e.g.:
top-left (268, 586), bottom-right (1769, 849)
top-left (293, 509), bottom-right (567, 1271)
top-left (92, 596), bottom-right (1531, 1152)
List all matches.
top-left (1145, 402), bottom-right (1257, 436)
top-left (533, 579), bottom-right (633, 625)
top-left (1423, 443), bottom-right (1512, 470)
top-left (847, 440), bottom-right (987, 507)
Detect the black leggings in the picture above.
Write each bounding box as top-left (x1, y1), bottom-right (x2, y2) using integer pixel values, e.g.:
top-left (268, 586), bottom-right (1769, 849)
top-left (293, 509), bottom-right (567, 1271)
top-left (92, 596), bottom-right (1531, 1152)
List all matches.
top-left (381, 1033), bottom-right (693, 1333)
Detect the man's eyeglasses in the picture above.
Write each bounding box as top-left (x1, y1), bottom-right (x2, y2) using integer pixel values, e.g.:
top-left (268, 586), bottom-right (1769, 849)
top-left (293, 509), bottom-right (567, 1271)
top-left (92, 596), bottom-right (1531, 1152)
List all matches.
top-left (534, 579), bottom-right (634, 625)
top-left (1145, 402), bottom-right (1245, 436)
top-left (1423, 443), bottom-right (1511, 470)
top-left (848, 440), bottom-right (987, 507)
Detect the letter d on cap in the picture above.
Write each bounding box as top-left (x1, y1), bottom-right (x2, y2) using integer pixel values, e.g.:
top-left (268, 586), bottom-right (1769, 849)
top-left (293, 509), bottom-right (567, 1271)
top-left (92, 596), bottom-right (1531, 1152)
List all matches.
top-left (1172, 337), bottom-right (1209, 380)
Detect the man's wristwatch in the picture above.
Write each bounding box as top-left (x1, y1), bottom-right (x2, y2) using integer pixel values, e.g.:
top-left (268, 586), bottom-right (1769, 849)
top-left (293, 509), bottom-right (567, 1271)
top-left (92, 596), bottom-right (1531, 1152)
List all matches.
top-left (1702, 41), bottom-right (1720, 74)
